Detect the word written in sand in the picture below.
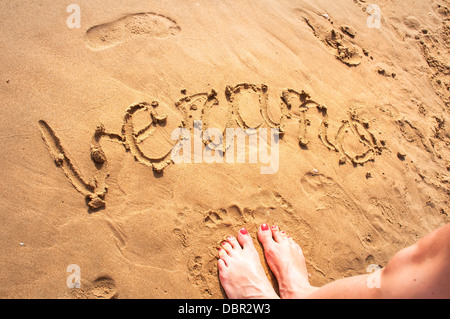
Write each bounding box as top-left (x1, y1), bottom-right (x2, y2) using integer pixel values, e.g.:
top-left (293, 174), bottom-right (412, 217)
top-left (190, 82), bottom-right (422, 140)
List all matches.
top-left (171, 121), bottom-right (280, 175)
top-left (38, 83), bottom-right (383, 210)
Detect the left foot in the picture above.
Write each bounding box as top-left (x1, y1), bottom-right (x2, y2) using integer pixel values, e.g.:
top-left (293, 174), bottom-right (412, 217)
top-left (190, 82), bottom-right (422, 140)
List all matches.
top-left (217, 228), bottom-right (279, 299)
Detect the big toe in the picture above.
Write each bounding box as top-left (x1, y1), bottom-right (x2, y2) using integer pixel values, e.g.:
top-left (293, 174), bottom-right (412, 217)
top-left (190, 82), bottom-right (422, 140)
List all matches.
top-left (237, 227), bottom-right (255, 249)
top-left (258, 223), bottom-right (276, 248)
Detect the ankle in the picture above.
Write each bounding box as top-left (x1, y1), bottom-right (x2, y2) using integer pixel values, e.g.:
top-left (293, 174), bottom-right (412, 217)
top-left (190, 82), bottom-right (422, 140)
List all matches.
top-left (279, 285), bottom-right (319, 299)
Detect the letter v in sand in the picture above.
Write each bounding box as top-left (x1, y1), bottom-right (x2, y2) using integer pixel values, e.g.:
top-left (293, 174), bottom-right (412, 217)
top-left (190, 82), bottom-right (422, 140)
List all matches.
top-left (38, 120), bottom-right (109, 211)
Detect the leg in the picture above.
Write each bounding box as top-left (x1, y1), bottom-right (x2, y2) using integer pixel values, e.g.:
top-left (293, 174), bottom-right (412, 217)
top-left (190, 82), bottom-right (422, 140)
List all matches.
top-left (219, 223), bottom-right (450, 299)
top-left (304, 223), bottom-right (450, 298)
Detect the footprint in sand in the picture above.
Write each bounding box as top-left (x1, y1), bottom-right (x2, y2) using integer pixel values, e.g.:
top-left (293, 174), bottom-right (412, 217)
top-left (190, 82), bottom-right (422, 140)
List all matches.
top-left (296, 9), bottom-right (363, 67)
top-left (299, 172), bottom-right (391, 277)
top-left (175, 191), bottom-right (310, 298)
top-left (68, 276), bottom-right (118, 299)
top-left (85, 12), bottom-right (181, 50)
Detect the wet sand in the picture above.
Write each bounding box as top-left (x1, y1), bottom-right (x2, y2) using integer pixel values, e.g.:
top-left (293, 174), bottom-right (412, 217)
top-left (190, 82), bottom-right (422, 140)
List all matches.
top-left (0, 0), bottom-right (448, 298)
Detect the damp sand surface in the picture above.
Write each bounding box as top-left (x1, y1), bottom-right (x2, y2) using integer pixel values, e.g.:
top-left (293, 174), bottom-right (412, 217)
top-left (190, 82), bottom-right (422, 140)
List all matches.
top-left (0, 0), bottom-right (449, 298)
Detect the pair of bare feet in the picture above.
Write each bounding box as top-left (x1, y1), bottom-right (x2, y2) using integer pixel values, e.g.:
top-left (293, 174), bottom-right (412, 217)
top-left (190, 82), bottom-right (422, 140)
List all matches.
top-left (218, 223), bottom-right (318, 299)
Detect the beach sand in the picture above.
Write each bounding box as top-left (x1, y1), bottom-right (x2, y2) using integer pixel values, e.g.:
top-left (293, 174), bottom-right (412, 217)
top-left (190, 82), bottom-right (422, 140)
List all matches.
top-left (0, 0), bottom-right (448, 298)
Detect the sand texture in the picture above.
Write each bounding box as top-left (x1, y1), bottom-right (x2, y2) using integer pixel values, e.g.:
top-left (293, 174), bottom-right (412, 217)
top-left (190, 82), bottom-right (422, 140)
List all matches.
top-left (0, 0), bottom-right (449, 298)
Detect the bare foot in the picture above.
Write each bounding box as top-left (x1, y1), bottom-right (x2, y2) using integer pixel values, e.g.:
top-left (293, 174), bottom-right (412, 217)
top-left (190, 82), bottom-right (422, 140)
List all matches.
top-left (218, 228), bottom-right (279, 299)
top-left (258, 223), bottom-right (318, 299)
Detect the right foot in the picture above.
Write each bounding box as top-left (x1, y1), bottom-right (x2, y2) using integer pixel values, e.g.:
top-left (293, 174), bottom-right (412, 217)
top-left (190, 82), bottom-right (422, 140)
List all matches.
top-left (258, 223), bottom-right (318, 299)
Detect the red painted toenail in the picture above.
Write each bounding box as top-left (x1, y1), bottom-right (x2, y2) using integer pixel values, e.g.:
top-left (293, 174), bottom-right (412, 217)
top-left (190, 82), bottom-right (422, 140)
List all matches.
top-left (261, 223), bottom-right (269, 231)
top-left (271, 225), bottom-right (277, 229)
top-left (240, 228), bottom-right (248, 235)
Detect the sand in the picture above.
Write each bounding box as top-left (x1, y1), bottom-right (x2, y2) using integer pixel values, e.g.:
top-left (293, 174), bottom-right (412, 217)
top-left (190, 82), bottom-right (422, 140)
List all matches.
top-left (0, 0), bottom-right (448, 299)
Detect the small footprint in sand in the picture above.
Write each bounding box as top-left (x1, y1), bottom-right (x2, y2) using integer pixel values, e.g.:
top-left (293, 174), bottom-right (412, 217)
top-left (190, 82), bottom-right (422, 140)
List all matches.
top-left (68, 276), bottom-right (118, 299)
top-left (296, 9), bottom-right (363, 67)
top-left (177, 192), bottom-right (309, 298)
top-left (85, 12), bottom-right (181, 50)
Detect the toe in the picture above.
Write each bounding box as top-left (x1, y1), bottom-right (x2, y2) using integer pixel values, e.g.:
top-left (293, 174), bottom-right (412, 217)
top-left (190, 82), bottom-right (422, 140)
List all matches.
top-left (270, 225), bottom-right (285, 243)
top-left (227, 236), bottom-right (241, 250)
top-left (258, 223), bottom-right (281, 260)
top-left (258, 223), bottom-right (275, 246)
top-left (287, 236), bottom-right (303, 254)
top-left (218, 248), bottom-right (231, 265)
top-left (280, 231), bottom-right (289, 241)
top-left (221, 241), bottom-right (234, 255)
top-left (218, 258), bottom-right (227, 272)
top-left (237, 227), bottom-right (255, 249)
top-left (287, 236), bottom-right (295, 245)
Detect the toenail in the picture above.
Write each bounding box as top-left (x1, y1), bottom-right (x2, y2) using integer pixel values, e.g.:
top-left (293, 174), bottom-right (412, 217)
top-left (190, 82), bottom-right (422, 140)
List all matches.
top-left (223, 241), bottom-right (232, 248)
top-left (261, 223), bottom-right (269, 231)
top-left (239, 228), bottom-right (248, 235)
top-left (271, 225), bottom-right (278, 230)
